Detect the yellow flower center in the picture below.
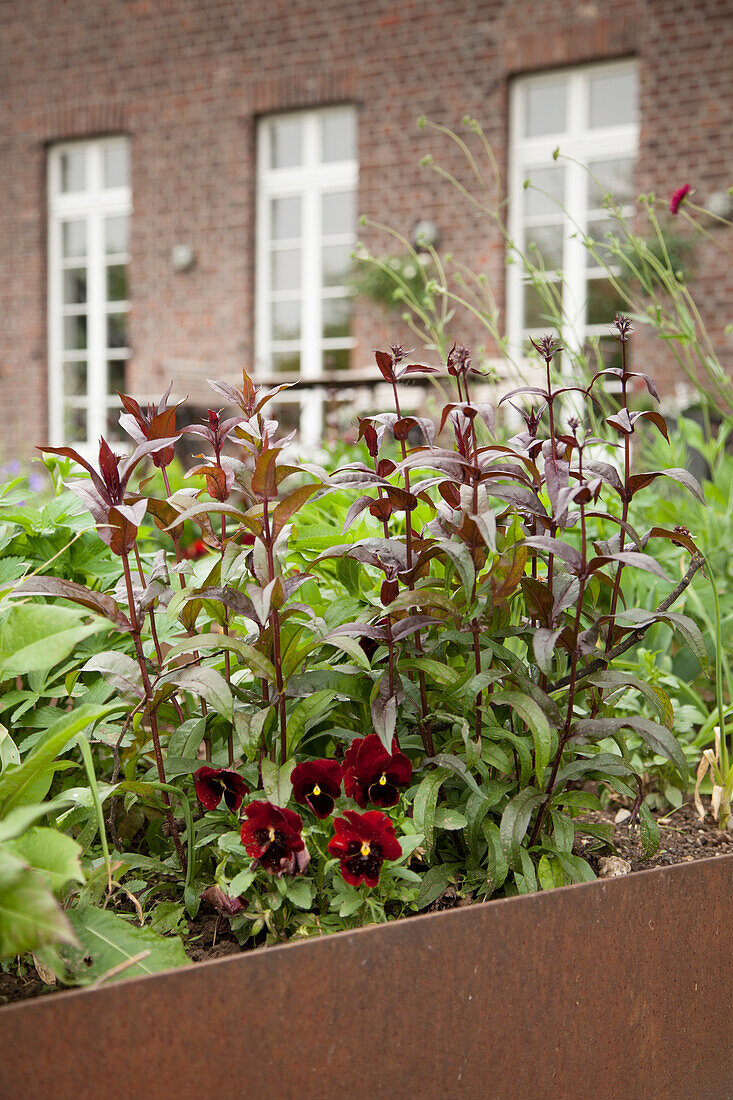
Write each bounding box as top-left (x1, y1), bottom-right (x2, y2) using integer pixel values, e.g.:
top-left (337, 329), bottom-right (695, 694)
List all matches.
top-left (360, 841), bottom-right (371, 857)
top-left (268, 826), bottom-right (276, 842)
top-left (312, 784), bottom-right (321, 796)
top-left (379, 774), bottom-right (387, 786)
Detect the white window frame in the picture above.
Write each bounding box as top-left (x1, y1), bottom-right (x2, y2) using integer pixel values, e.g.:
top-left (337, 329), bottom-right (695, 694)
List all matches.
top-left (507, 60), bottom-right (638, 366)
top-left (256, 107), bottom-right (358, 446)
top-left (48, 137), bottom-right (131, 452)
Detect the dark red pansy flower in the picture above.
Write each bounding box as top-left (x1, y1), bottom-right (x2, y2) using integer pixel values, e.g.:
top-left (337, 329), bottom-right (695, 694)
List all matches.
top-left (343, 734), bottom-right (413, 809)
top-left (194, 766), bottom-right (248, 813)
top-left (240, 801), bottom-right (308, 877)
top-left (328, 810), bottom-right (402, 887)
top-left (292, 759), bottom-right (343, 818)
top-left (670, 183), bottom-right (692, 214)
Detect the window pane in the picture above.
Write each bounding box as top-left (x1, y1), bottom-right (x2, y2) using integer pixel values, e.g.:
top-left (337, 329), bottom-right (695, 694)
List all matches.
top-left (322, 297), bottom-right (352, 339)
top-left (523, 167), bottom-right (564, 217)
top-left (585, 336), bottom-right (624, 375)
top-left (106, 312), bottom-right (128, 349)
top-left (108, 359), bottom-right (127, 395)
top-left (105, 215), bottom-right (129, 255)
top-left (270, 197), bottom-right (301, 240)
top-left (323, 347), bottom-right (351, 371)
top-left (60, 149), bottom-right (86, 193)
top-left (321, 109), bottom-right (356, 162)
top-left (272, 401), bottom-right (302, 434)
top-left (106, 407), bottom-right (125, 442)
top-left (271, 300), bottom-right (301, 340)
top-left (322, 243), bottom-right (352, 287)
top-left (270, 117), bottom-right (303, 169)
top-left (586, 217), bottom-right (620, 263)
top-left (63, 268), bottom-right (87, 305)
top-left (322, 190), bottom-right (355, 236)
top-left (271, 351), bottom-right (301, 374)
top-left (586, 278), bottom-right (625, 325)
top-left (62, 220), bottom-right (86, 258)
top-left (271, 249), bottom-right (301, 292)
top-left (63, 405), bottom-right (87, 443)
top-left (106, 264), bottom-right (128, 301)
top-left (64, 314), bottom-right (87, 351)
top-left (525, 79), bottom-right (567, 136)
top-left (589, 69), bottom-right (637, 128)
top-left (63, 360), bottom-right (87, 397)
top-left (587, 157), bottom-right (634, 208)
top-left (523, 280), bottom-right (560, 329)
top-left (525, 224), bottom-right (563, 270)
top-left (104, 142), bottom-right (129, 188)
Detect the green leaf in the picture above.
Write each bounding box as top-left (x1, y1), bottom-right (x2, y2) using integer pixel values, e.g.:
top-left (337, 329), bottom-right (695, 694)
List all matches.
top-left (412, 767), bottom-right (450, 858)
top-left (538, 853), bottom-right (564, 890)
top-left (482, 820), bottom-right (508, 892)
top-left (228, 867), bottom-right (256, 895)
top-left (0, 704), bottom-right (121, 816)
top-left (7, 827), bottom-right (83, 894)
top-left (285, 878), bottom-right (314, 910)
top-left (415, 865), bottom-right (455, 910)
top-left (638, 802), bottom-right (660, 857)
top-left (67, 903), bottom-right (189, 984)
top-left (433, 807), bottom-right (468, 830)
top-left (163, 634), bottom-right (276, 682)
top-left (0, 797), bottom-right (74, 843)
top-left (491, 691), bottom-right (552, 784)
top-left (499, 788), bottom-right (543, 870)
top-left (260, 758), bottom-right (295, 807)
top-left (0, 604), bottom-right (108, 678)
top-left (286, 690), bottom-right (337, 754)
top-left (587, 670), bottom-right (674, 729)
top-left (159, 666), bottom-right (233, 722)
top-left (0, 852), bottom-right (76, 958)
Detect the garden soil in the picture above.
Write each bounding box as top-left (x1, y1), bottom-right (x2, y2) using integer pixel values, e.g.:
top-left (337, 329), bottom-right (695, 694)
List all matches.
top-left (1, 801), bottom-right (731, 1006)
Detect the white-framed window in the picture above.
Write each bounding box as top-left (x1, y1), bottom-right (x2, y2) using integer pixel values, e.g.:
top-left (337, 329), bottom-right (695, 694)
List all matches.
top-left (256, 106), bottom-right (358, 445)
top-left (508, 60), bottom-right (638, 371)
top-left (48, 137), bottom-right (131, 449)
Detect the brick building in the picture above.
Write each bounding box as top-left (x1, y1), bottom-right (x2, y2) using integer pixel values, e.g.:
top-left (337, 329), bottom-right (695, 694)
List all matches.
top-left (1, 0), bottom-right (731, 459)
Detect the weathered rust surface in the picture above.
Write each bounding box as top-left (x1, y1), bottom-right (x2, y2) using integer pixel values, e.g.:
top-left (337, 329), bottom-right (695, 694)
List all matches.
top-left (2, 855), bottom-right (731, 1100)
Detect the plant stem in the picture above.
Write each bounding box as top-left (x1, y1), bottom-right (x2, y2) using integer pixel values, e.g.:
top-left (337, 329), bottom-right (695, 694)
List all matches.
top-left (262, 497), bottom-right (288, 765)
top-left (121, 549), bottom-right (187, 871)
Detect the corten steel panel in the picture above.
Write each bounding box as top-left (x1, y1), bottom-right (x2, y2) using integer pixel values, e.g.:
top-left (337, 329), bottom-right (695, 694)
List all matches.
top-left (2, 855), bottom-right (731, 1100)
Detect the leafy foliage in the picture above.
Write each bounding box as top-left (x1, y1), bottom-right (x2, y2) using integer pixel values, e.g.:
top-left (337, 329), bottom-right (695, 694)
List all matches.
top-left (0, 325), bottom-right (713, 983)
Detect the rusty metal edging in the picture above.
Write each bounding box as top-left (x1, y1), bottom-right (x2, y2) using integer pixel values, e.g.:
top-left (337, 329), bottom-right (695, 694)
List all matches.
top-left (2, 855), bottom-right (731, 1100)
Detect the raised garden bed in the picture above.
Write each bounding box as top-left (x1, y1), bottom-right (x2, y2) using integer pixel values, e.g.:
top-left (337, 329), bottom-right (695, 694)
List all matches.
top-left (2, 852), bottom-right (731, 1099)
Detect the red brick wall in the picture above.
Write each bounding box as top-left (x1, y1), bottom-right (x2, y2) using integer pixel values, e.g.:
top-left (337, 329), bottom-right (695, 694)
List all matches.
top-left (1, 0), bottom-right (731, 461)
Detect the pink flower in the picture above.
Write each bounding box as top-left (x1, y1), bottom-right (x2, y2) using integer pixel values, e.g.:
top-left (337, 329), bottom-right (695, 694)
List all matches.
top-left (670, 184), bottom-right (692, 215)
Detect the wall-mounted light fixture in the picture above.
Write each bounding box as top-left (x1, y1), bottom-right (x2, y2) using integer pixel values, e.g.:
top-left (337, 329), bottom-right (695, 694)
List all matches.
top-left (171, 244), bottom-right (195, 272)
top-left (411, 219), bottom-right (440, 252)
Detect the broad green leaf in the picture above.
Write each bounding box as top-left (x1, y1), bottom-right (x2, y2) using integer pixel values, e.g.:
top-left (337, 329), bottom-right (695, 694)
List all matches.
top-left (433, 807), bottom-right (468, 830)
top-left (638, 802), bottom-right (660, 857)
top-left (8, 827), bottom-right (83, 894)
top-left (0, 704), bottom-right (121, 816)
top-left (413, 767), bottom-right (450, 858)
top-left (260, 758), bottom-right (295, 807)
top-left (0, 853), bottom-right (76, 958)
top-left (491, 691), bottom-right (552, 784)
top-left (415, 865), bottom-right (455, 910)
top-left (483, 820), bottom-right (508, 892)
top-left (538, 853), bottom-right (564, 890)
top-left (158, 666), bottom-right (233, 722)
top-left (0, 797), bottom-right (74, 843)
top-left (228, 867), bottom-right (256, 895)
top-left (67, 903), bottom-right (189, 984)
top-left (499, 787), bottom-right (543, 870)
top-left (285, 878), bottom-right (314, 910)
top-left (0, 605), bottom-right (108, 678)
top-left (163, 634), bottom-right (276, 682)
top-left (286, 690), bottom-right (337, 754)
